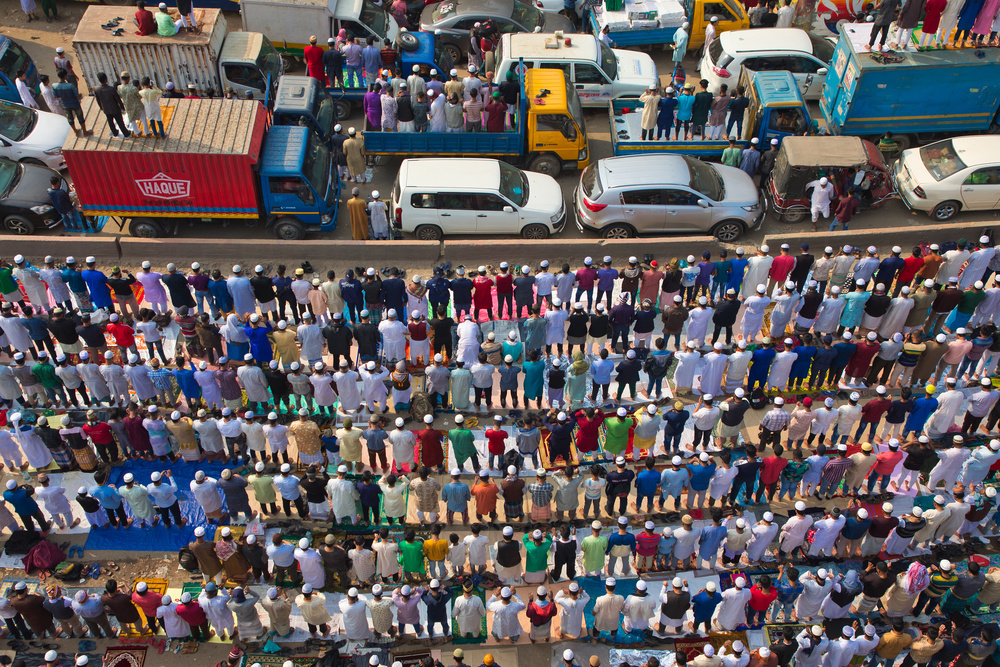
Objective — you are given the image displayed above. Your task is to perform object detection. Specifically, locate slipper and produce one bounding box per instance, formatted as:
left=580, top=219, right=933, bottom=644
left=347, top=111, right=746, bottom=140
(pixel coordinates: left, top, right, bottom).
left=78, top=639, right=97, bottom=652
left=154, top=638, right=166, bottom=654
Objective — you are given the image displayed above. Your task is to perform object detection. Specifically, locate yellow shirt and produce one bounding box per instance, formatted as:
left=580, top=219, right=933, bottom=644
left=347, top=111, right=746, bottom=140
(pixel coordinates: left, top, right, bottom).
left=423, top=537, right=448, bottom=561
left=289, top=420, right=321, bottom=456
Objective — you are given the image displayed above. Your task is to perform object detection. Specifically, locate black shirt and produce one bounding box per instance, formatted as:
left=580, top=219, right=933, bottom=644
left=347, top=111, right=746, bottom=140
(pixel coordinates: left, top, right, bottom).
left=161, top=272, right=195, bottom=308
left=864, top=293, right=892, bottom=317
left=362, top=278, right=383, bottom=307
left=430, top=316, right=454, bottom=341
left=450, top=277, right=473, bottom=304
left=634, top=309, right=656, bottom=334
left=773, top=640, right=796, bottom=667
left=790, top=254, right=814, bottom=282
left=661, top=270, right=682, bottom=293
left=75, top=323, right=106, bottom=347
left=76, top=492, right=101, bottom=513
left=735, top=458, right=763, bottom=480
left=548, top=368, right=565, bottom=389
left=661, top=590, right=690, bottom=618
left=265, top=369, right=291, bottom=397
left=721, top=399, right=751, bottom=427
left=589, top=313, right=610, bottom=337
left=300, top=476, right=329, bottom=503
left=322, top=48, right=343, bottom=80
left=354, top=322, right=380, bottom=358
left=567, top=312, right=589, bottom=338
left=396, top=95, right=414, bottom=122
left=322, top=322, right=354, bottom=354
left=250, top=276, right=277, bottom=303
left=94, top=84, right=124, bottom=115
left=798, top=290, right=822, bottom=319
left=381, top=277, right=406, bottom=311
left=499, top=80, right=519, bottom=105
left=605, top=469, right=635, bottom=497
left=713, top=298, right=741, bottom=326
left=496, top=539, right=521, bottom=567
left=106, top=274, right=136, bottom=296
left=47, top=316, right=81, bottom=345
left=868, top=515, right=897, bottom=538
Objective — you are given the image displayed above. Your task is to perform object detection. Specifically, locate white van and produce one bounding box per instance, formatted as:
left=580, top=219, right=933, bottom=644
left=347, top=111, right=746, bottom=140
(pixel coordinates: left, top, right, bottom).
left=391, top=158, right=566, bottom=240
left=495, top=33, right=656, bottom=107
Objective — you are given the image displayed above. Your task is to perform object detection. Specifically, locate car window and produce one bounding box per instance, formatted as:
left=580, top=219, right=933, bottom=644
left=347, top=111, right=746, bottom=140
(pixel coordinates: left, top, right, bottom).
left=411, top=193, right=438, bottom=208
left=964, top=168, right=1000, bottom=185
left=224, top=64, right=265, bottom=92
left=438, top=193, right=475, bottom=210
left=621, top=189, right=663, bottom=205
left=268, top=176, right=314, bottom=204
left=475, top=193, right=510, bottom=210
left=752, top=56, right=791, bottom=71
left=575, top=63, right=607, bottom=84
left=703, top=0, right=735, bottom=21
left=663, top=189, right=700, bottom=206
left=786, top=56, right=822, bottom=74
left=508, top=60, right=533, bottom=78
left=493, top=18, right=521, bottom=33
left=808, top=34, right=836, bottom=64
left=452, top=18, right=479, bottom=29
left=540, top=62, right=572, bottom=80
left=739, top=57, right=760, bottom=71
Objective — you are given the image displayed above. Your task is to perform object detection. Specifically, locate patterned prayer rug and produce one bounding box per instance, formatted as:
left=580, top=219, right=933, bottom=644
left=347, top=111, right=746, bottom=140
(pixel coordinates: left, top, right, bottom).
left=103, top=646, right=147, bottom=667
left=673, top=631, right=749, bottom=659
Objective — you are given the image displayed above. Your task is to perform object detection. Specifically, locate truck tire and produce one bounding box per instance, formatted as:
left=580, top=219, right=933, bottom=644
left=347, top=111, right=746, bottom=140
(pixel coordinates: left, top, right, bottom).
left=3, top=214, right=34, bottom=235
left=129, top=218, right=163, bottom=238
left=273, top=217, right=307, bottom=240
left=397, top=31, right=420, bottom=52
left=712, top=220, right=745, bottom=242
left=601, top=224, right=634, bottom=239
left=527, top=154, right=561, bottom=177
left=334, top=99, right=352, bottom=120
left=414, top=224, right=443, bottom=241
left=521, top=224, right=550, bottom=240
left=442, top=43, right=463, bottom=65
left=931, top=201, right=961, bottom=221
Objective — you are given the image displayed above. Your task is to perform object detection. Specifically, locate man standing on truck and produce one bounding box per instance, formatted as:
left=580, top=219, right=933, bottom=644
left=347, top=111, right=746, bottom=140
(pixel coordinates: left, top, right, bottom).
left=726, top=86, right=749, bottom=139
left=52, top=69, right=92, bottom=138
left=362, top=39, right=381, bottom=91
left=703, top=17, right=718, bottom=57
left=94, top=72, right=131, bottom=138
left=305, top=36, right=327, bottom=86
left=500, top=72, right=519, bottom=129
left=118, top=73, right=146, bottom=137
left=343, top=37, right=364, bottom=90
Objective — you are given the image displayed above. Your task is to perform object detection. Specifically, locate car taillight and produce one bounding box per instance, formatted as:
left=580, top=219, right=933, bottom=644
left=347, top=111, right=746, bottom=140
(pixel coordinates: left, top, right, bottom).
left=913, top=187, right=926, bottom=199
left=395, top=207, right=402, bottom=222
left=582, top=197, right=606, bottom=212
left=713, top=66, right=731, bottom=78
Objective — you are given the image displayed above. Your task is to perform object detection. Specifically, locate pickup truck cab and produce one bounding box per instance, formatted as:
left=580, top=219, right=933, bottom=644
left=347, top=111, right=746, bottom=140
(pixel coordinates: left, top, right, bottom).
left=273, top=76, right=338, bottom=146
left=0, top=36, right=37, bottom=105
left=495, top=32, right=656, bottom=106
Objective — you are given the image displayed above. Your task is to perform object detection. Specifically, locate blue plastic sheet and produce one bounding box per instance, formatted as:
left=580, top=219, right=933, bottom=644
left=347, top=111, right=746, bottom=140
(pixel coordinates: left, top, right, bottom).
left=83, top=460, right=233, bottom=552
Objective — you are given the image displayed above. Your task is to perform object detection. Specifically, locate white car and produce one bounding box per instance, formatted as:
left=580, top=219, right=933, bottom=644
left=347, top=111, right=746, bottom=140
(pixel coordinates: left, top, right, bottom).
left=0, top=100, right=70, bottom=171
left=528, top=0, right=563, bottom=11
left=391, top=158, right=566, bottom=239
left=700, top=28, right=834, bottom=100
left=893, top=135, right=1000, bottom=222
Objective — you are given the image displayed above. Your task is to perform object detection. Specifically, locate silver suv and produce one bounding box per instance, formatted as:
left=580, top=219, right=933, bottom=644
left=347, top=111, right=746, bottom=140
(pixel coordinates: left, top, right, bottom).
left=573, top=155, right=764, bottom=241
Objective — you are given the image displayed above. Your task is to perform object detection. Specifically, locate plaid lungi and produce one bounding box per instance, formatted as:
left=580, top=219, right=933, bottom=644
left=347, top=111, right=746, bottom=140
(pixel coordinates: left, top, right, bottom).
left=530, top=504, right=551, bottom=521
left=504, top=501, right=523, bottom=519
left=71, top=444, right=99, bottom=471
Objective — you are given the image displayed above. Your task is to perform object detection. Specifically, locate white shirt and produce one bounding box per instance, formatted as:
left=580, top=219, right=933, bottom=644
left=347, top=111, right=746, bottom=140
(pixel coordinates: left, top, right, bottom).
left=272, top=474, right=302, bottom=500
left=486, top=594, right=526, bottom=637
left=453, top=593, right=487, bottom=636
left=16, top=79, right=37, bottom=108
left=156, top=602, right=191, bottom=638
left=189, top=478, right=222, bottom=512
left=554, top=589, right=590, bottom=637
left=693, top=405, right=720, bottom=430
left=338, top=597, right=371, bottom=639
left=464, top=533, right=490, bottom=565
left=294, top=547, right=325, bottom=588
left=806, top=180, right=835, bottom=208
left=263, top=423, right=289, bottom=451
left=146, top=478, right=178, bottom=507
left=35, top=484, right=72, bottom=514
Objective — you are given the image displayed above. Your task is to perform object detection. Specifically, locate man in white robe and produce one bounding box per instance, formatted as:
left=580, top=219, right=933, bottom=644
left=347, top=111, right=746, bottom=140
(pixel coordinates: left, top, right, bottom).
left=740, top=247, right=773, bottom=299
left=926, top=381, right=965, bottom=440
left=339, top=589, right=372, bottom=641
left=714, top=576, right=751, bottom=631
left=769, top=282, right=800, bottom=338
left=333, top=362, right=362, bottom=412
left=914, top=496, right=952, bottom=547
left=700, top=343, right=727, bottom=397
left=456, top=316, right=480, bottom=367
left=686, top=299, right=713, bottom=346
left=622, top=580, right=656, bottom=632
left=452, top=584, right=487, bottom=638
left=970, top=285, right=1000, bottom=327
left=198, top=585, right=233, bottom=638
left=739, top=286, right=770, bottom=342
left=327, top=466, right=360, bottom=524
left=960, top=238, right=995, bottom=289
left=813, top=288, right=846, bottom=334
left=725, top=342, right=751, bottom=393
left=591, top=579, right=625, bottom=637
left=378, top=310, right=407, bottom=363
left=794, top=626, right=829, bottom=667
left=807, top=509, right=846, bottom=557
left=746, top=512, right=778, bottom=562
left=294, top=538, right=326, bottom=589
left=767, top=342, right=797, bottom=391
left=936, top=492, right=971, bottom=542
left=795, top=571, right=833, bottom=622
left=554, top=583, right=590, bottom=638
left=926, top=434, right=971, bottom=491
left=877, top=289, right=915, bottom=338
left=359, top=361, right=390, bottom=412
left=779, top=501, right=814, bottom=555
left=487, top=587, right=525, bottom=640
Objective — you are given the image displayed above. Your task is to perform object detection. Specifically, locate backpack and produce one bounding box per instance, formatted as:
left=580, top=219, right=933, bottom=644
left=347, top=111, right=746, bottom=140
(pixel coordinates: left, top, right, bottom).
left=53, top=561, right=83, bottom=580
left=178, top=546, right=198, bottom=572
left=3, top=529, right=42, bottom=556
left=749, top=386, right=768, bottom=409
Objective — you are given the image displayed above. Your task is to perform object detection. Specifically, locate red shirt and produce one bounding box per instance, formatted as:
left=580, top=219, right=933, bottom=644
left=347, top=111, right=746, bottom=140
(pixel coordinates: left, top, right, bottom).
left=176, top=601, right=207, bottom=625
left=845, top=340, right=879, bottom=377
left=873, top=449, right=904, bottom=474
left=131, top=591, right=161, bottom=617
left=495, top=272, right=514, bottom=295
left=417, top=428, right=444, bottom=468
left=574, top=409, right=605, bottom=452
left=899, top=255, right=926, bottom=283
left=860, top=396, right=891, bottom=422
left=769, top=254, right=795, bottom=282
left=135, top=8, right=156, bottom=35
left=407, top=321, right=427, bottom=341
left=82, top=422, right=113, bottom=445
left=749, top=584, right=778, bottom=611
left=303, top=45, right=327, bottom=84
left=525, top=599, right=558, bottom=627
left=485, top=427, right=507, bottom=455
left=106, top=322, right=135, bottom=348
left=760, top=455, right=788, bottom=485
left=473, top=276, right=494, bottom=308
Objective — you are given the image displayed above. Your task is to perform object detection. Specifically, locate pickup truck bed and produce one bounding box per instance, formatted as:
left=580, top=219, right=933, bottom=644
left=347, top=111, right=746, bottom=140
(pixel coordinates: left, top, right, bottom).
left=589, top=11, right=681, bottom=48
left=610, top=99, right=729, bottom=159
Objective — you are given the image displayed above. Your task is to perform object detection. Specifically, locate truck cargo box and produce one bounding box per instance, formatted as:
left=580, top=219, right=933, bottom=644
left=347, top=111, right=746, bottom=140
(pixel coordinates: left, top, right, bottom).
left=72, top=7, right=229, bottom=94
left=63, top=98, right=266, bottom=220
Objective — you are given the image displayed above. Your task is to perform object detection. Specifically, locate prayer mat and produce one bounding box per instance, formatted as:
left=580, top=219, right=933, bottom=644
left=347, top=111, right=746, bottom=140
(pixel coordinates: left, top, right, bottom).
left=117, top=578, right=169, bottom=637
left=539, top=426, right=581, bottom=470
left=718, top=570, right=750, bottom=591
left=0, top=578, right=43, bottom=596
left=764, top=623, right=809, bottom=645
left=674, top=631, right=748, bottom=658
left=242, top=655, right=317, bottom=667
left=579, top=576, right=650, bottom=644
left=103, top=646, right=147, bottom=667
left=449, top=584, right=487, bottom=644
left=611, top=648, right=677, bottom=667
left=393, top=650, right=431, bottom=667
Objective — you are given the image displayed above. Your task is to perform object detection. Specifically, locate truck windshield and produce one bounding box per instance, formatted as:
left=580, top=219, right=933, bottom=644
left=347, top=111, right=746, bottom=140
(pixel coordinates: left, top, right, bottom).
left=0, top=40, right=28, bottom=81
left=599, top=42, right=617, bottom=81
left=512, top=1, right=543, bottom=30
left=359, top=0, right=390, bottom=40
left=920, top=140, right=966, bottom=182
left=0, top=102, right=35, bottom=142
left=684, top=155, right=724, bottom=201
left=256, top=39, right=282, bottom=79
left=315, top=92, right=336, bottom=138
left=0, top=159, right=20, bottom=199
left=302, top=133, right=332, bottom=199
left=499, top=162, right=528, bottom=207
left=566, top=78, right=585, bottom=135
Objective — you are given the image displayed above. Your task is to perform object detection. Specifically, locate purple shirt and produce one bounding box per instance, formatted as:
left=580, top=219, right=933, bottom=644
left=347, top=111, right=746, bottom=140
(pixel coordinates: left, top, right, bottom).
left=392, top=587, right=424, bottom=624
left=188, top=274, right=210, bottom=292
left=575, top=267, right=598, bottom=290
left=597, top=267, right=618, bottom=291
left=696, top=261, right=713, bottom=286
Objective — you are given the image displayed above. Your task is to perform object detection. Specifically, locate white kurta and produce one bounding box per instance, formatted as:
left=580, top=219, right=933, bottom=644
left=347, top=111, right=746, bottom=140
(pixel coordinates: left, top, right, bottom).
left=338, top=598, right=372, bottom=640
left=334, top=370, right=362, bottom=411
left=928, top=446, right=971, bottom=489
left=294, top=547, right=326, bottom=589
left=686, top=307, right=713, bottom=345
left=700, top=352, right=727, bottom=397
left=808, top=515, right=846, bottom=555
left=767, top=351, right=797, bottom=389
left=452, top=593, right=486, bottom=637
left=198, top=592, right=234, bottom=633
left=592, top=593, right=625, bottom=633
left=157, top=603, right=192, bottom=639
left=673, top=526, right=701, bottom=560
left=486, top=594, right=526, bottom=638
left=769, top=293, right=800, bottom=336
left=673, top=351, right=701, bottom=390
left=388, top=428, right=416, bottom=466
left=794, top=632, right=830, bottom=667
left=914, top=507, right=951, bottom=543
left=554, top=590, right=590, bottom=637
left=327, top=477, right=360, bottom=519
left=378, top=319, right=407, bottom=362
left=936, top=500, right=969, bottom=540
left=725, top=351, right=751, bottom=392
left=14, top=424, right=52, bottom=469
left=779, top=514, right=814, bottom=552
left=927, top=390, right=964, bottom=437
left=814, top=298, right=846, bottom=333
left=878, top=298, right=914, bottom=338
left=741, top=256, right=774, bottom=298
left=457, top=320, right=480, bottom=366
left=378, top=477, right=409, bottom=517
left=795, top=577, right=833, bottom=619
left=622, top=593, right=656, bottom=632
left=971, top=288, right=1000, bottom=326
left=740, top=296, right=770, bottom=338
left=746, top=522, right=778, bottom=562
left=715, top=587, right=751, bottom=631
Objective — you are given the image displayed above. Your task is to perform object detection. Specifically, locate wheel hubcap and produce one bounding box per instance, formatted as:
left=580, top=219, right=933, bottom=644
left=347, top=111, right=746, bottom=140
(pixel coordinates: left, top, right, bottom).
left=718, top=225, right=739, bottom=241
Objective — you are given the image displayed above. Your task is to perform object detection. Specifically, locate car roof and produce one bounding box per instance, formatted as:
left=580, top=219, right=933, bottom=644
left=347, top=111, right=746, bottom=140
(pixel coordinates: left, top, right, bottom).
left=503, top=33, right=599, bottom=61
left=947, top=135, right=1000, bottom=168
left=598, top=155, right=691, bottom=188
left=719, top=28, right=814, bottom=56
left=452, top=0, right=517, bottom=18
left=400, top=158, right=501, bottom=188
left=781, top=136, right=869, bottom=167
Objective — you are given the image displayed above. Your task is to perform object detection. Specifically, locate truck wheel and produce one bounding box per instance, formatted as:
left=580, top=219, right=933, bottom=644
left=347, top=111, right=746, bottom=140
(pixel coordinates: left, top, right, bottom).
left=527, top=154, right=561, bottom=177
left=414, top=224, right=443, bottom=241
left=442, top=43, right=463, bottom=65
left=780, top=211, right=806, bottom=223
left=4, top=215, right=34, bottom=235
left=334, top=99, right=352, bottom=120
left=397, top=31, right=421, bottom=52
left=713, top=220, right=745, bottom=242
left=273, top=217, right=306, bottom=240
left=521, top=224, right=550, bottom=240
left=931, top=201, right=961, bottom=221
left=129, top=218, right=163, bottom=238
left=601, top=224, right=634, bottom=239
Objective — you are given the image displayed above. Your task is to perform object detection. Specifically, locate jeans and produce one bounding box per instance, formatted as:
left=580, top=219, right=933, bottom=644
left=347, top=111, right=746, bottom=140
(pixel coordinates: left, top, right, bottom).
left=830, top=220, right=849, bottom=231
left=664, top=432, right=682, bottom=452
left=608, top=554, right=631, bottom=576
left=855, top=420, right=878, bottom=441
left=748, top=607, right=768, bottom=626
left=194, top=290, right=212, bottom=316
left=725, top=116, right=743, bottom=138
left=647, top=376, right=664, bottom=396
left=911, top=591, right=941, bottom=617
left=777, top=476, right=797, bottom=500
left=345, top=65, right=363, bottom=88
left=637, top=493, right=655, bottom=511
left=867, top=470, right=891, bottom=493
left=818, top=475, right=842, bottom=497
left=611, top=324, right=630, bottom=351
left=574, top=287, right=593, bottom=309
left=428, top=559, right=446, bottom=579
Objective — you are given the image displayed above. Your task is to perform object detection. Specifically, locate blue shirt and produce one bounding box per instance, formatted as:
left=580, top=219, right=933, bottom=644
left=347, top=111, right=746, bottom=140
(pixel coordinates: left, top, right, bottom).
left=658, top=535, right=676, bottom=555
left=832, top=341, right=857, bottom=367
left=635, top=469, right=660, bottom=496
left=449, top=277, right=473, bottom=304
left=3, top=487, right=38, bottom=515
left=362, top=45, right=382, bottom=74
left=81, top=269, right=113, bottom=308
left=663, top=409, right=689, bottom=435
left=749, top=347, right=776, bottom=378
left=659, top=468, right=689, bottom=497
left=21, top=316, right=49, bottom=340
left=272, top=275, right=293, bottom=299
left=687, top=462, right=717, bottom=490
left=441, top=481, right=471, bottom=512
left=775, top=576, right=804, bottom=603
left=61, top=268, right=86, bottom=293
left=727, top=257, right=749, bottom=289
left=363, top=427, right=388, bottom=451
left=427, top=276, right=451, bottom=303
left=675, top=94, right=695, bottom=121
left=209, top=279, right=234, bottom=312
left=906, top=396, right=938, bottom=431
left=90, top=484, right=122, bottom=509
left=590, top=358, right=614, bottom=385
left=597, top=267, right=618, bottom=291
left=813, top=345, right=836, bottom=369
left=841, top=515, right=872, bottom=539
left=790, top=346, right=816, bottom=378
left=692, top=590, right=721, bottom=622
left=172, top=365, right=201, bottom=398
left=606, top=530, right=636, bottom=553
left=698, top=524, right=727, bottom=559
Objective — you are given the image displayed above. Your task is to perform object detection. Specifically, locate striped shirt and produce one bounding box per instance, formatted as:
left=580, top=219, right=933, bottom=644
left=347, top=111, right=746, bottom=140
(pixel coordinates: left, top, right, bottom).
left=635, top=531, right=661, bottom=556
left=820, top=456, right=853, bottom=483
left=925, top=572, right=958, bottom=598
left=527, top=481, right=553, bottom=507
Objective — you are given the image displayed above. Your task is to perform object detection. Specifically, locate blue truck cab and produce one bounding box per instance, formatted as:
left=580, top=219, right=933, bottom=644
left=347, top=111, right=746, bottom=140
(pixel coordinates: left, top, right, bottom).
left=273, top=76, right=338, bottom=146
left=820, top=23, right=1000, bottom=147
left=327, top=30, right=453, bottom=117
left=610, top=70, right=811, bottom=159
left=0, top=36, right=38, bottom=104
left=258, top=124, right=340, bottom=239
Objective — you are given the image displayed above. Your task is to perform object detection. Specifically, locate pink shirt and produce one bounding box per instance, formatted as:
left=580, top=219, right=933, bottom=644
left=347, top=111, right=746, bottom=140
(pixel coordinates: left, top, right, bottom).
left=942, top=339, right=973, bottom=365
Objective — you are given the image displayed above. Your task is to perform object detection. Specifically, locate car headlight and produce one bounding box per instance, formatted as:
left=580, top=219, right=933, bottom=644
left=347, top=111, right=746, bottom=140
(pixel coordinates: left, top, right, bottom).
left=30, top=205, right=54, bottom=215
left=43, top=147, right=62, bottom=156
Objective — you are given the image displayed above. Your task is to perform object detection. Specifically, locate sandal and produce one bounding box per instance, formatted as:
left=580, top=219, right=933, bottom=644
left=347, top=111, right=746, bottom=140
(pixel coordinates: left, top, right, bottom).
left=153, top=638, right=166, bottom=654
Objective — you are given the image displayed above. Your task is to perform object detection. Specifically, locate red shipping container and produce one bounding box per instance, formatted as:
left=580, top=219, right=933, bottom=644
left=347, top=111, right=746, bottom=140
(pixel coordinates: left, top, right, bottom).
left=63, top=98, right=268, bottom=220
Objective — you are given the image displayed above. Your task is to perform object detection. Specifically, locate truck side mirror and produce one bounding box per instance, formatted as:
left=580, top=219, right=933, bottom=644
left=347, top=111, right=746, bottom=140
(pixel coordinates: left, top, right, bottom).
left=697, top=199, right=709, bottom=208
left=817, top=68, right=828, bottom=76
left=503, top=206, right=514, bottom=213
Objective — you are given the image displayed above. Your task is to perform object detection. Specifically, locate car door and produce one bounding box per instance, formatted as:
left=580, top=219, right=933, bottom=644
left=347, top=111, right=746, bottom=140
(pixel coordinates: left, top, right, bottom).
left=473, top=192, right=520, bottom=234
left=620, top=188, right=666, bottom=234
left=662, top=187, right=710, bottom=232
left=785, top=55, right=828, bottom=99
left=959, top=167, right=1000, bottom=210
left=573, top=62, right=611, bottom=104
left=436, top=192, right=479, bottom=233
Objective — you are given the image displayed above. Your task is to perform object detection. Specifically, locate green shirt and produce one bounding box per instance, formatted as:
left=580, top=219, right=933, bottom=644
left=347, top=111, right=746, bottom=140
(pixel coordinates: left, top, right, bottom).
left=522, top=534, right=552, bottom=573
left=449, top=428, right=476, bottom=465
left=248, top=473, right=276, bottom=504
left=580, top=534, right=608, bottom=572
left=399, top=539, right=426, bottom=573
left=0, top=268, right=16, bottom=295
left=155, top=11, right=177, bottom=36
left=957, top=289, right=987, bottom=314
left=603, top=417, right=633, bottom=455
left=32, top=361, right=60, bottom=389
left=721, top=147, right=742, bottom=168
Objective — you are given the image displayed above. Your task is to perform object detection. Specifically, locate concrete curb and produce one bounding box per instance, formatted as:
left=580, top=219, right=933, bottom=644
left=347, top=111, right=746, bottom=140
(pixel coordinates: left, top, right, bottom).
left=8, top=237, right=120, bottom=264
left=762, top=223, right=981, bottom=251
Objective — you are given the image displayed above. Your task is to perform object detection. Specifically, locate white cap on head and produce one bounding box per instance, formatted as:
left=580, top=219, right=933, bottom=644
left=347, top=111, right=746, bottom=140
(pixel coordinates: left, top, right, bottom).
left=704, top=647, right=715, bottom=658
left=564, top=651, right=575, bottom=662
left=502, top=526, right=514, bottom=537
left=760, top=649, right=771, bottom=659
left=858, top=508, right=869, bottom=519
left=736, top=518, right=746, bottom=528
left=672, top=577, right=683, bottom=587
left=940, top=559, right=953, bottom=570
left=795, top=500, right=806, bottom=511
left=46, top=651, right=58, bottom=662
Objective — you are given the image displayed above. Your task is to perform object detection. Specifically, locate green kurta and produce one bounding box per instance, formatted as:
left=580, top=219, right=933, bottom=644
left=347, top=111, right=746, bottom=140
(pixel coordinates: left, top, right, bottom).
left=449, top=428, right=476, bottom=466
left=522, top=534, right=552, bottom=573
left=580, top=534, right=609, bottom=573
left=603, top=417, right=634, bottom=456
left=118, top=483, right=155, bottom=520
left=399, top=539, right=426, bottom=574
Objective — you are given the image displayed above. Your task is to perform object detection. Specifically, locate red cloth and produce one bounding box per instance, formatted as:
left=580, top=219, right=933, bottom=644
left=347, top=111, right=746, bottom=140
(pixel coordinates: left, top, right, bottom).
left=473, top=276, right=494, bottom=308
left=495, top=271, right=514, bottom=295
left=573, top=408, right=604, bottom=452
left=760, top=455, right=788, bottom=485
left=106, top=323, right=135, bottom=348
left=303, top=45, right=328, bottom=85
left=417, top=428, right=444, bottom=468
left=135, top=9, right=156, bottom=35
left=485, top=427, right=507, bottom=455
left=860, top=396, right=891, bottom=422
left=176, top=601, right=208, bottom=625
left=922, top=0, right=948, bottom=32
left=81, top=422, right=114, bottom=445
left=769, top=255, right=795, bottom=283
left=845, top=340, right=879, bottom=377
left=525, top=599, right=558, bottom=627
left=407, top=321, right=427, bottom=341
left=132, top=590, right=161, bottom=617
left=873, top=450, right=903, bottom=475
left=899, top=255, right=926, bottom=284
left=748, top=584, right=778, bottom=611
